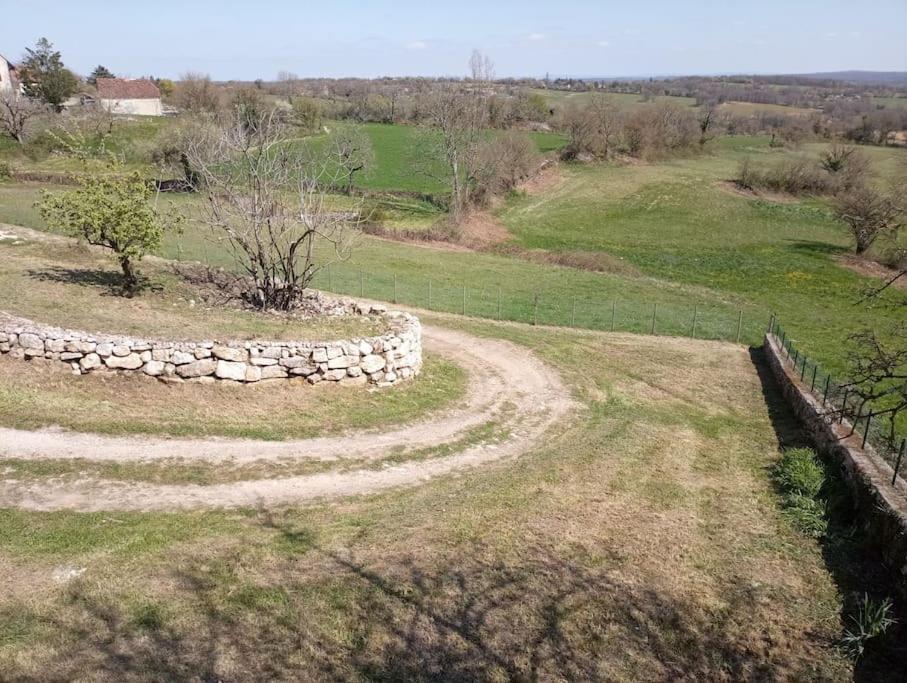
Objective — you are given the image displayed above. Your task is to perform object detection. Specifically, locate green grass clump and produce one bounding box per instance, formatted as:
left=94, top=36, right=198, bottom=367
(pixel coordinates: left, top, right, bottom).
left=841, top=594, right=897, bottom=660
left=774, top=447, right=828, bottom=537
left=775, top=447, right=825, bottom=497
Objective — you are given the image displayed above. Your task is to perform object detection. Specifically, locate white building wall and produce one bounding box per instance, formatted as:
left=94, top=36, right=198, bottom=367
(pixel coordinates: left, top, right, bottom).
left=100, top=98, right=163, bottom=116
left=0, top=57, right=13, bottom=95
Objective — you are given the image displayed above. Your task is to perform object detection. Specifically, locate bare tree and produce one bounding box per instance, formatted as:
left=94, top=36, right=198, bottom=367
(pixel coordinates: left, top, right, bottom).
left=834, top=185, right=903, bottom=255
left=175, top=72, right=221, bottom=114
left=182, top=111, right=358, bottom=310
left=844, top=329, right=907, bottom=446
left=418, top=84, right=488, bottom=219
left=0, top=92, right=46, bottom=144
left=327, top=125, right=374, bottom=194
left=469, top=49, right=495, bottom=82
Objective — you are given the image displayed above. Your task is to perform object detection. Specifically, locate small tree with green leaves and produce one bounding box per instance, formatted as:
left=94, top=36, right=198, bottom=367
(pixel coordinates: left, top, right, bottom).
left=19, top=38, right=78, bottom=111
left=38, top=170, right=176, bottom=295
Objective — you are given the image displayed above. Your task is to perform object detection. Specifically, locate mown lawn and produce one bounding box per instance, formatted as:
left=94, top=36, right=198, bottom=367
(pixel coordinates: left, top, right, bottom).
left=1, top=315, right=888, bottom=680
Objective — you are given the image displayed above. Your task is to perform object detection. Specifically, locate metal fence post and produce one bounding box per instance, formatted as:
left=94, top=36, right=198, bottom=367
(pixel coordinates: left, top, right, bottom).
left=792, top=348, right=799, bottom=369
left=780, top=329, right=786, bottom=352
left=650, top=303, right=657, bottom=335
left=810, top=364, right=818, bottom=391
left=822, top=375, right=831, bottom=406
left=571, top=296, right=577, bottom=327
left=610, top=300, right=616, bottom=332
left=393, top=273, right=398, bottom=304
left=691, top=305, right=698, bottom=338
left=862, top=410, right=873, bottom=450
left=767, top=313, right=775, bottom=335
left=532, top=293, right=539, bottom=326
left=893, top=439, right=906, bottom=485
left=800, top=357, right=807, bottom=381
left=735, top=310, right=743, bottom=343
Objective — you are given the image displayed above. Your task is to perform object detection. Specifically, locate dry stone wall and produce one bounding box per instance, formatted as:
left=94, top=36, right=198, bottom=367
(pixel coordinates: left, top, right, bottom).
left=764, top=333, right=907, bottom=599
left=0, top=304, right=421, bottom=388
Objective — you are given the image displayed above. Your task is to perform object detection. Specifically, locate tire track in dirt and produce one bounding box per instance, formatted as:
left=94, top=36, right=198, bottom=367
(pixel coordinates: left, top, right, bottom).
left=0, top=326, right=575, bottom=511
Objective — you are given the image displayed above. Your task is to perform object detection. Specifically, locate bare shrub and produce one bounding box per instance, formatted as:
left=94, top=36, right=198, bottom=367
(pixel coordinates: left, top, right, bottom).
left=475, top=131, right=540, bottom=203
left=834, top=185, right=903, bottom=255
left=182, top=110, right=359, bottom=310
left=0, top=93, right=47, bottom=144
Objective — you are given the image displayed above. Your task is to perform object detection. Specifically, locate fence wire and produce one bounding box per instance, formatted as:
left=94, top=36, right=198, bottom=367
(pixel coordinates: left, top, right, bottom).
left=770, top=317, right=906, bottom=487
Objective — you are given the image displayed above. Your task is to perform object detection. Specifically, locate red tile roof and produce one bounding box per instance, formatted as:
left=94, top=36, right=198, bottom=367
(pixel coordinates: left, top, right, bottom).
left=96, top=78, right=160, bottom=100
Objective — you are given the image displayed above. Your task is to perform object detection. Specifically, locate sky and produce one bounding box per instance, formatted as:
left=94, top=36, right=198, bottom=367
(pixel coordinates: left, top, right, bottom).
left=1, top=0, right=905, bottom=81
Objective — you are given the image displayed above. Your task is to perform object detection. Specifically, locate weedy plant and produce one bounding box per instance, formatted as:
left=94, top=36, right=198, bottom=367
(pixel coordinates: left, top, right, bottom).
left=841, top=593, right=897, bottom=659
left=774, top=448, right=828, bottom=537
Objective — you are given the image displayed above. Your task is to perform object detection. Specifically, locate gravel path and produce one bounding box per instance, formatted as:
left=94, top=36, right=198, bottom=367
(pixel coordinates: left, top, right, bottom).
left=0, top=326, right=575, bottom=511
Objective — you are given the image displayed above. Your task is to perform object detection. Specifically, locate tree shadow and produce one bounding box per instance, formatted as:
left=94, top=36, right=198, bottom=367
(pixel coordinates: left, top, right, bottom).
left=25, top=509, right=846, bottom=682
left=26, top=267, right=156, bottom=297
left=749, top=346, right=907, bottom=681
left=783, top=240, right=848, bottom=258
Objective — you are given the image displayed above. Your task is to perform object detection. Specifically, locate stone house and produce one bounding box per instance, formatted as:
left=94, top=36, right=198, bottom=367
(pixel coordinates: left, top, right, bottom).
left=96, top=77, right=162, bottom=116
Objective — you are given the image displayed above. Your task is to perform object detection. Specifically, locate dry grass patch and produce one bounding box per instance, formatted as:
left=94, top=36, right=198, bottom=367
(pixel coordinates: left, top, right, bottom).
left=0, top=318, right=884, bottom=679
left=0, top=352, right=466, bottom=440
left=0, top=238, right=381, bottom=341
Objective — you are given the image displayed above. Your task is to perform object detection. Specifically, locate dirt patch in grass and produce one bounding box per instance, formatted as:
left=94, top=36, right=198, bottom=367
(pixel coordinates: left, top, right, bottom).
left=836, top=253, right=907, bottom=290
left=715, top=179, right=800, bottom=205
left=517, top=162, right=566, bottom=195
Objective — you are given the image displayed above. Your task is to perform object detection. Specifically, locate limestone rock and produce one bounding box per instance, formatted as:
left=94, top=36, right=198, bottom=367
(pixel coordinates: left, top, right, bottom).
left=105, top=353, right=143, bottom=370
left=360, top=354, right=386, bottom=374
left=215, top=360, right=247, bottom=381
left=171, top=351, right=194, bottom=365
left=176, top=359, right=217, bottom=378
left=80, top=353, right=102, bottom=370
left=213, top=346, right=245, bottom=362
left=18, top=333, right=43, bottom=350
left=143, top=360, right=165, bottom=376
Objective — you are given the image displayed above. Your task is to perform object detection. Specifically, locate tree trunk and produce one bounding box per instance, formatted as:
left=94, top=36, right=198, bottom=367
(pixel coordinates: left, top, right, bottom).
left=119, top=256, right=139, bottom=296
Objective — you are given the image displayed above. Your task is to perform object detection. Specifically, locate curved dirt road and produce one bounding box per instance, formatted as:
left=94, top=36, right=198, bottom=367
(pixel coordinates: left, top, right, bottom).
left=0, top=325, right=574, bottom=511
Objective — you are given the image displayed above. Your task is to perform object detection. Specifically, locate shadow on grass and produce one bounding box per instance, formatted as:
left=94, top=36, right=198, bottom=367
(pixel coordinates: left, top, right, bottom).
left=25, top=509, right=834, bottom=681
left=749, top=346, right=907, bottom=681
left=784, top=240, right=849, bottom=258
left=26, top=267, right=157, bottom=297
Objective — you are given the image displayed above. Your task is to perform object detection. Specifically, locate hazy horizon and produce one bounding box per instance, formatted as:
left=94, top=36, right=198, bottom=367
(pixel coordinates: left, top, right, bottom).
left=2, top=0, right=905, bottom=81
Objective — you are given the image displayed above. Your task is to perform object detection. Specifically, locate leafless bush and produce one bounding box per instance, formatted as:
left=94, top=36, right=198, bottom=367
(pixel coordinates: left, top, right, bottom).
left=0, top=92, right=48, bottom=144
left=182, top=110, right=359, bottom=310
left=834, top=185, right=903, bottom=255
left=474, top=131, right=540, bottom=202
left=174, top=73, right=223, bottom=114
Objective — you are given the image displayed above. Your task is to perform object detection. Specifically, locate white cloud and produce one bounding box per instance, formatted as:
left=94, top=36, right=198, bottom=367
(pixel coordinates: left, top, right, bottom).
left=596, top=40, right=610, bottom=47
left=406, top=40, right=428, bottom=50
left=825, top=31, right=838, bottom=38
left=527, top=33, right=546, bottom=42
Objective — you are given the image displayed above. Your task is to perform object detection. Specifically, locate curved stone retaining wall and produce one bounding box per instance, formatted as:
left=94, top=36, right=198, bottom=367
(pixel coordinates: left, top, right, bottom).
left=0, top=304, right=421, bottom=387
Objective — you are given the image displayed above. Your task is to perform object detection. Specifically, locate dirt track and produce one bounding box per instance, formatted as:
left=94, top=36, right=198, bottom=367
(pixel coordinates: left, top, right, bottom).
left=0, top=326, right=575, bottom=511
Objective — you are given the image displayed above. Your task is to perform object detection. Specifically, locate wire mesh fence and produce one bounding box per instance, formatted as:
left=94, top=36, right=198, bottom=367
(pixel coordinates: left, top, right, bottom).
left=769, top=316, right=906, bottom=487
left=308, top=263, right=765, bottom=345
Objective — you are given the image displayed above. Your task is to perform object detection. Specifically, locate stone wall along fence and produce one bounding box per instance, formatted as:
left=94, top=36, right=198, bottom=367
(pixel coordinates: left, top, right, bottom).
left=764, top=333, right=907, bottom=599
left=0, top=303, right=421, bottom=388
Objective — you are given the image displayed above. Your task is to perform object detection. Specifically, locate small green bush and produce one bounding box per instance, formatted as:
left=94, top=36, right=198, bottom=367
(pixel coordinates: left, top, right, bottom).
left=776, top=448, right=825, bottom=498
left=781, top=493, right=828, bottom=538
left=841, top=593, right=897, bottom=659
left=0, top=161, right=10, bottom=180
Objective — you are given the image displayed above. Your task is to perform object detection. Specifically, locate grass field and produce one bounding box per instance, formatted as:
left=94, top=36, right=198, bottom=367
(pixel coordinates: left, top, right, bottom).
left=717, top=101, right=819, bottom=117
left=530, top=88, right=698, bottom=111
left=4, top=314, right=900, bottom=679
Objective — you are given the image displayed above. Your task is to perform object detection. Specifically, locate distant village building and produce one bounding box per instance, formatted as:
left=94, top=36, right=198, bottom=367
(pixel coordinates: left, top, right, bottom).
left=0, top=53, right=19, bottom=95
left=96, top=77, right=162, bottom=116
